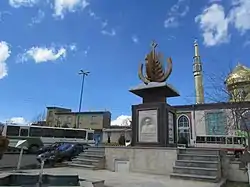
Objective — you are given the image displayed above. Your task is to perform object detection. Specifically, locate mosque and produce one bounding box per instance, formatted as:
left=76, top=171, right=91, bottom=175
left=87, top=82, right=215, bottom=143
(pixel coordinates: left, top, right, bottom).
left=103, top=41, right=250, bottom=145
left=174, top=41, right=250, bottom=145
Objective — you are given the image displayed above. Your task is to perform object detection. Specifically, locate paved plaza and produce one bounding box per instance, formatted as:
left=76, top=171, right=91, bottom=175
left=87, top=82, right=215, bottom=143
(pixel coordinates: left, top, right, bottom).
left=18, top=167, right=222, bottom=187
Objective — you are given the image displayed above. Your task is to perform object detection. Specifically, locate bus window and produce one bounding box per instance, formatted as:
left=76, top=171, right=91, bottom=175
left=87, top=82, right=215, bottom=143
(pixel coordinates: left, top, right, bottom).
left=42, top=128, right=53, bottom=137
left=234, top=137, right=243, bottom=144
left=87, top=133, right=94, bottom=140
left=53, top=129, right=64, bottom=138
left=30, top=127, right=42, bottom=137
left=20, top=129, right=28, bottom=137
left=64, top=129, right=76, bottom=138
left=227, top=137, right=233, bottom=144
left=7, top=126, right=20, bottom=136
left=77, top=131, right=86, bottom=139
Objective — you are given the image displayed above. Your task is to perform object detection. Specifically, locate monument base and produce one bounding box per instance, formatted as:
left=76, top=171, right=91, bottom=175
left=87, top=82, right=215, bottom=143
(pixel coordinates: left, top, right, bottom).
left=131, top=102, right=177, bottom=147
left=129, top=82, right=180, bottom=104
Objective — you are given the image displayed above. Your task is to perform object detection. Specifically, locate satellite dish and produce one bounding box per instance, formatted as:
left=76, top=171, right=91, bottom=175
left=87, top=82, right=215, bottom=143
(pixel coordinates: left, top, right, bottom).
left=15, top=140, right=27, bottom=148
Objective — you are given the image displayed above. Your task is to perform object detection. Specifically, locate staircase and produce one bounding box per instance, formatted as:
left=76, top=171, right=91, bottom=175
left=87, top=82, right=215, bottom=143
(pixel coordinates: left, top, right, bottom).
left=170, top=148, right=222, bottom=182
left=67, top=147, right=105, bottom=170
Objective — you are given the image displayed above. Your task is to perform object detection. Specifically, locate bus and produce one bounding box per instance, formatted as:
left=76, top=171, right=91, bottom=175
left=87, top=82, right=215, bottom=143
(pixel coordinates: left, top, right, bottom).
left=195, top=135, right=246, bottom=156
left=1, top=124, right=95, bottom=153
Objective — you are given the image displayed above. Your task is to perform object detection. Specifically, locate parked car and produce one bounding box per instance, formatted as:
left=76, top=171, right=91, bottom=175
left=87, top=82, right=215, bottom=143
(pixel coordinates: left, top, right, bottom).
left=37, top=142, right=62, bottom=155
left=37, top=143, right=85, bottom=166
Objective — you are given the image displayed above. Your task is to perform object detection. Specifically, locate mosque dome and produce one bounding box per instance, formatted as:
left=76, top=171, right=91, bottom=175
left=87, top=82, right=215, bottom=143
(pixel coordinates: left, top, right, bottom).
left=225, top=64, right=250, bottom=87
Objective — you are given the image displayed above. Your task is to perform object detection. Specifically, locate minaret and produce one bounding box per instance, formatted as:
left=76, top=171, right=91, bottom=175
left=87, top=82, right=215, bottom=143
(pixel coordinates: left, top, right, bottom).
left=193, top=40, right=205, bottom=104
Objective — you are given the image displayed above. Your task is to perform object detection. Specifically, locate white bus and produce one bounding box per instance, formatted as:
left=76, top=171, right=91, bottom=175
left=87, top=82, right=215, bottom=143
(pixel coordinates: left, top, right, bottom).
left=195, top=135, right=246, bottom=156
left=1, top=124, right=95, bottom=153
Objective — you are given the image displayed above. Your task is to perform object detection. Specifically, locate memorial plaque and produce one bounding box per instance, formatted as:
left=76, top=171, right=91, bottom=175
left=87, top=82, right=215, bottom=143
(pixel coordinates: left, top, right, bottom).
left=138, top=110, right=158, bottom=142
left=168, top=112, right=174, bottom=144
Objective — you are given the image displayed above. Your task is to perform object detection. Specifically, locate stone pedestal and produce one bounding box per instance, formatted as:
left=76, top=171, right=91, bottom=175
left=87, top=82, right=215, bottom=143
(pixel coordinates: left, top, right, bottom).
left=129, top=82, right=180, bottom=147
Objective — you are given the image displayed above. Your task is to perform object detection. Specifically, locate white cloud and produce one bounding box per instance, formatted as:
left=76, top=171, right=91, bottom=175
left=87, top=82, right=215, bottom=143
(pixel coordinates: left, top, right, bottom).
left=0, top=41, right=11, bottom=79
left=195, top=4, right=229, bottom=46
left=22, top=47, right=66, bottom=63
left=7, top=117, right=29, bottom=125
left=0, top=11, right=12, bottom=22
left=243, top=40, right=250, bottom=47
left=101, top=29, right=116, bottom=36
left=88, top=9, right=99, bottom=20
left=164, top=0, right=189, bottom=28
left=132, top=35, right=139, bottom=44
left=229, top=0, right=250, bottom=34
left=29, top=9, right=45, bottom=26
left=83, top=46, right=90, bottom=56
left=18, top=44, right=76, bottom=63
left=196, top=0, right=250, bottom=47
left=111, top=115, right=131, bottom=126
left=53, top=0, right=89, bottom=19
left=101, top=20, right=108, bottom=28
left=9, top=0, right=39, bottom=8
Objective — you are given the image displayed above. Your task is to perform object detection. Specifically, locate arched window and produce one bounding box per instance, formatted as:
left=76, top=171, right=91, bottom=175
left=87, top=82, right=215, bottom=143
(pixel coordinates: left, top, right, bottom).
left=178, top=115, right=189, bottom=128
left=177, top=115, right=190, bottom=144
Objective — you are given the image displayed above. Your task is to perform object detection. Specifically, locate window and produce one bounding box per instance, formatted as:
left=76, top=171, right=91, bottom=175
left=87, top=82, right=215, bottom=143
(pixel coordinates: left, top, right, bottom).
left=67, top=116, right=72, bottom=123
left=178, top=115, right=189, bottom=128
left=90, top=115, right=98, bottom=125
left=20, top=129, right=28, bottom=137
left=29, top=127, right=43, bottom=137
left=75, top=130, right=86, bottom=139
left=177, top=115, right=190, bottom=143
left=240, top=111, right=250, bottom=131
left=205, top=112, right=226, bottom=135
left=6, top=126, right=20, bottom=136
left=53, top=129, right=64, bottom=138
left=42, top=128, right=53, bottom=137
left=87, top=132, right=94, bottom=140
left=64, top=129, right=76, bottom=138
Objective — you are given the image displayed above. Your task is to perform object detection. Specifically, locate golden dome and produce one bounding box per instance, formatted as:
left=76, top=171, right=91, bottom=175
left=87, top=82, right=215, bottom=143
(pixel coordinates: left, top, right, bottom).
left=225, top=64, right=250, bottom=86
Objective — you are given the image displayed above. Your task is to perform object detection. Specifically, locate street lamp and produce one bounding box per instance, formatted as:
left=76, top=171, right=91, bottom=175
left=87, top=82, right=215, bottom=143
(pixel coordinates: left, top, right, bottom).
left=77, top=70, right=90, bottom=128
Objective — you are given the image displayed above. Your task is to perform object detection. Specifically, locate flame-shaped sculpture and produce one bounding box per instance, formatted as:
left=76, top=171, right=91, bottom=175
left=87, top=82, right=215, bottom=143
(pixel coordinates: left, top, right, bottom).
left=0, top=136, right=9, bottom=160
left=138, top=41, right=172, bottom=85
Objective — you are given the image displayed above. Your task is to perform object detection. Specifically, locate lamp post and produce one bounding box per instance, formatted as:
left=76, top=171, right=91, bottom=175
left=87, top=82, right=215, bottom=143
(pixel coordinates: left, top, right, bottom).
left=77, top=70, right=90, bottom=128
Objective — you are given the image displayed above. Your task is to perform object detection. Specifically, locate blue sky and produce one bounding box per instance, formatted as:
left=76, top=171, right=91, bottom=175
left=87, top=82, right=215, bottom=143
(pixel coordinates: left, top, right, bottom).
left=0, top=0, right=250, bottom=125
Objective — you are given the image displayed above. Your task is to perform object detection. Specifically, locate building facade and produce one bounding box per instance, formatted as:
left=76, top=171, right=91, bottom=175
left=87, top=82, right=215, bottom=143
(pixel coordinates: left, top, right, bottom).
left=45, top=107, right=111, bottom=131
left=175, top=102, right=250, bottom=145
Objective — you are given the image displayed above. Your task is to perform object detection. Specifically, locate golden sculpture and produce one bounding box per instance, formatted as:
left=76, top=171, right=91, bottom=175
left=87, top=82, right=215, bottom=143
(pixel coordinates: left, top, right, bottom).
left=138, top=41, right=172, bottom=84
left=0, top=136, right=9, bottom=159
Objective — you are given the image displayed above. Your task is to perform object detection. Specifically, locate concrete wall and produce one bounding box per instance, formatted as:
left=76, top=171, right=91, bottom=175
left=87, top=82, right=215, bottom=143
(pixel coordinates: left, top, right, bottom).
left=227, top=161, right=248, bottom=182
left=105, top=147, right=176, bottom=175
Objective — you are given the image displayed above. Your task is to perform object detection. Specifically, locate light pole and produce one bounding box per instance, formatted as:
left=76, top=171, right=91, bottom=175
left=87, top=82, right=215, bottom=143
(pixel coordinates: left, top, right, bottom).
left=77, top=70, right=90, bottom=128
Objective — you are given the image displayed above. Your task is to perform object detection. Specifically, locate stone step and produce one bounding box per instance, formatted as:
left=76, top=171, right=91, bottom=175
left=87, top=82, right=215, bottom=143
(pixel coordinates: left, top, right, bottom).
left=79, top=154, right=105, bottom=159
left=67, top=163, right=97, bottom=170
left=84, top=149, right=105, bottom=156
left=178, top=148, right=220, bottom=155
left=79, top=178, right=105, bottom=187
left=170, top=173, right=219, bottom=182
left=177, top=154, right=219, bottom=161
left=175, top=160, right=219, bottom=168
left=173, top=166, right=218, bottom=176
left=87, top=147, right=105, bottom=151
left=73, top=158, right=99, bottom=165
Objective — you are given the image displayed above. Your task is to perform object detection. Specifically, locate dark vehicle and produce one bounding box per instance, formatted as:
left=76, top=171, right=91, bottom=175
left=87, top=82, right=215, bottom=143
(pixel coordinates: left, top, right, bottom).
left=37, top=143, right=85, bottom=165
left=37, top=142, right=62, bottom=154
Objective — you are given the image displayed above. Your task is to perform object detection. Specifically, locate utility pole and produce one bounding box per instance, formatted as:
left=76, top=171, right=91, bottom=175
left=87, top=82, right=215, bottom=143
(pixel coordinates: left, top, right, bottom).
left=77, top=70, right=90, bottom=128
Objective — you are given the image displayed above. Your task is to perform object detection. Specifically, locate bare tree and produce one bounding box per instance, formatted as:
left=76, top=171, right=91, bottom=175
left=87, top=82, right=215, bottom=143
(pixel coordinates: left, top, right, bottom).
left=31, top=110, right=46, bottom=125
left=204, top=68, right=250, bottom=149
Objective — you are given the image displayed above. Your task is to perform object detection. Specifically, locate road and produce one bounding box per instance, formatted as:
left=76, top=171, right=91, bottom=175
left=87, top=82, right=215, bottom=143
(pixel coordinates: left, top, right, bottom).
left=0, top=154, right=37, bottom=170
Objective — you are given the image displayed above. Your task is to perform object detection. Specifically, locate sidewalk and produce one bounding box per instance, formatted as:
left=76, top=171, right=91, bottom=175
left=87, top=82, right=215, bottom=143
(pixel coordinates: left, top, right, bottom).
left=28, top=167, right=222, bottom=187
